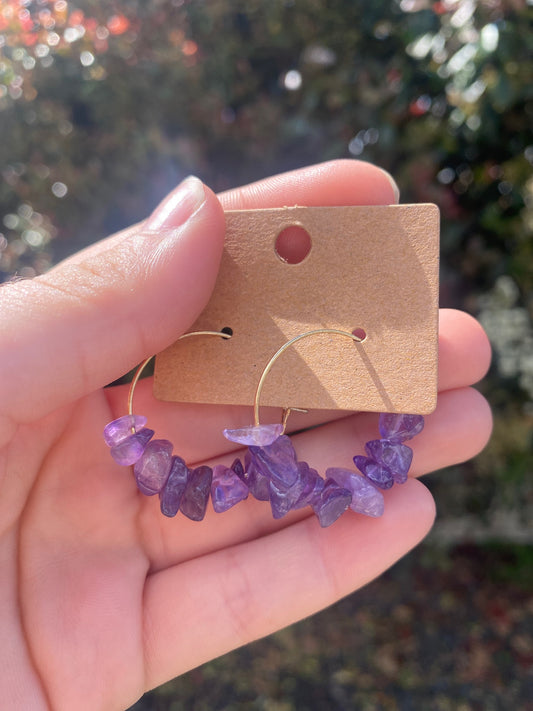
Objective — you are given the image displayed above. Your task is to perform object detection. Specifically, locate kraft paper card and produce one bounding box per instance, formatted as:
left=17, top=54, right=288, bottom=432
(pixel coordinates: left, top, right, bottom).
left=154, top=204, right=440, bottom=414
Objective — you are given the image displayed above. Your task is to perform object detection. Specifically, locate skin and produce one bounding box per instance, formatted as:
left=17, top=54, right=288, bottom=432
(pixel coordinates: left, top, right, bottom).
left=0, top=161, right=492, bottom=710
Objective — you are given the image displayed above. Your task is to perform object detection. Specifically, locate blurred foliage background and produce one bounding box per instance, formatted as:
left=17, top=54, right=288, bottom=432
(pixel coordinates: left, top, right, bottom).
left=1, top=0, right=532, bottom=708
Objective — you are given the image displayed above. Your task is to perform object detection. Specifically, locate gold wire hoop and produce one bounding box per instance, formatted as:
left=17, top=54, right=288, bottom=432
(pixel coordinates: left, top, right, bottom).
left=252, top=328, right=364, bottom=429
left=126, top=327, right=362, bottom=432
left=127, top=330, right=232, bottom=418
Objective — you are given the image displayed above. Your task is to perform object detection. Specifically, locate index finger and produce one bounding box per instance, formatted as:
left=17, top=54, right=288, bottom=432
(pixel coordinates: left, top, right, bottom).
left=218, top=159, right=399, bottom=208
left=61, top=159, right=400, bottom=268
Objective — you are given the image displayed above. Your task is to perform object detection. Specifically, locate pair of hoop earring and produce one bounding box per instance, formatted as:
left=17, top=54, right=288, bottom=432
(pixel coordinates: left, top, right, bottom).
left=103, top=329, right=424, bottom=527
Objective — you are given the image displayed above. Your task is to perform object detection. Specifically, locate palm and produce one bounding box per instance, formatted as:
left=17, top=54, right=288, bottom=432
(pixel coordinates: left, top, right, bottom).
left=0, top=162, right=492, bottom=711
left=4, top=392, right=141, bottom=709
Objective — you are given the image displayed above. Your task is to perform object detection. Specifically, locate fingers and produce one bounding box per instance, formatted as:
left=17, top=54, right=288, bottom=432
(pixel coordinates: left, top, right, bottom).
left=142, top=477, right=435, bottom=688
left=218, top=159, right=399, bottom=209
left=415, top=387, right=493, bottom=474
left=438, top=309, right=491, bottom=390
left=0, top=179, right=226, bottom=423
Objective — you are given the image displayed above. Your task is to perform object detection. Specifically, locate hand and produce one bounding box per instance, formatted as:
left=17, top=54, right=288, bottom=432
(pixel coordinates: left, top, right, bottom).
left=0, top=161, right=492, bottom=710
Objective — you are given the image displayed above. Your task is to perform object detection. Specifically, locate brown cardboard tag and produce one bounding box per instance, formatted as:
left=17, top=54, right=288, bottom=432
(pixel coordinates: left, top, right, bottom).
left=154, top=204, right=439, bottom=414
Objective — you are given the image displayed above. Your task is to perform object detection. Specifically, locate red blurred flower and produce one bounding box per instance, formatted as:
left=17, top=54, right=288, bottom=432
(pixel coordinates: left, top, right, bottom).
left=107, top=14, right=129, bottom=35
left=432, top=2, right=448, bottom=14
left=182, top=39, right=198, bottom=56
left=68, top=10, right=85, bottom=26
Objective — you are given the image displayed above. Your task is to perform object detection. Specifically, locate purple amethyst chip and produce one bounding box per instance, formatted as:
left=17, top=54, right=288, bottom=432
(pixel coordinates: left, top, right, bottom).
left=353, top=455, right=394, bottom=490
left=268, top=475, right=306, bottom=519
left=211, top=464, right=249, bottom=513
left=180, top=465, right=213, bottom=521
left=249, top=435, right=299, bottom=488
left=160, top=456, right=190, bottom=517
left=326, top=467, right=384, bottom=517
left=110, top=428, right=154, bottom=466
left=311, top=479, right=352, bottom=528
left=231, top=458, right=245, bottom=482
left=104, top=414, right=148, bottom=447
left=244, top=451, right=270, bottom=501
left=378, top=414, right=424, bottom=443
left=365, top=439, right=413, bottom=484
left=292, top=461, right=324, bottom=510
left=134, top=439, right=173, bottom=495
left=223, top=423, right=284, bottom=446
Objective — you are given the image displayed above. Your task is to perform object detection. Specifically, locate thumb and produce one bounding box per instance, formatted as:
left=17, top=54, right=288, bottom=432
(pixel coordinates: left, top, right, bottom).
left=0, top=177, right=226, bottom=424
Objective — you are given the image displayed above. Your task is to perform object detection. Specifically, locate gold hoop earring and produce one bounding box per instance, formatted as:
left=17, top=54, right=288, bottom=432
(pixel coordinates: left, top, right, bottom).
left=103, top=328, right=424, bottom=526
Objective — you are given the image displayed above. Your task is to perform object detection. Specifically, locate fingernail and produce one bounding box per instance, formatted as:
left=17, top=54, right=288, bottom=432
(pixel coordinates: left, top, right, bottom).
left=382, top=169, right=400, bottom=203
left=145, top=176, right=206, bottom=230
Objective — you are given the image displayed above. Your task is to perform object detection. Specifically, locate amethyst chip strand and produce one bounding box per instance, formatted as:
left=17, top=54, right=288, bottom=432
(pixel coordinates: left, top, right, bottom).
left=104, top=411, right=423, bottom=527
